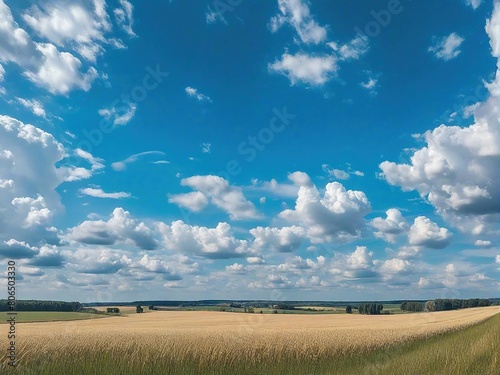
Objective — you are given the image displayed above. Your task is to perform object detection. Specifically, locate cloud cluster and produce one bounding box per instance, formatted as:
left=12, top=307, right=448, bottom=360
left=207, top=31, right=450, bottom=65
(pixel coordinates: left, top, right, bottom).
left=67, top=208, right=158, bottom=250
left=268, top=0, right=369, bottom=86
left=279, top=172, right=371, bottom=243
left=169, top=175, right=261, bottom=220
left=0, top=0, right=136, bottom=94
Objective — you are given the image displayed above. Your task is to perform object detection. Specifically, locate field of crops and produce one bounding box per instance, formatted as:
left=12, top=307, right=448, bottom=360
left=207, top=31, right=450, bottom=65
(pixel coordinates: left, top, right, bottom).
left=2, top=306, right=499, bottom=374
left=0, top=312, right=107, bottom=323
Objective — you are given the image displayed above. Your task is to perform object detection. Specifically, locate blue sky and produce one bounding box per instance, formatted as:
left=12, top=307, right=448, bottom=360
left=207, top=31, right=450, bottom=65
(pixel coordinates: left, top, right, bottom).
left=0, top=0, right=499, bottom=302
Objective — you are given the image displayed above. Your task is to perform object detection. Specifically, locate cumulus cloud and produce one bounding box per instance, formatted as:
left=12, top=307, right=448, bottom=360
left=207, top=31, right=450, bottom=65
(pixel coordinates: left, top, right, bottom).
left=380, top=8, right=500, bottom=235
left=474, top=239, right=492, bottom=248
left=169, top=175, right=261, bottom=220
left=0, top=115, right=69, bottom=245
left=66, top=248, right=131, bottom=274
left=79, top=187, right=131, bottom=199
left=428, top=33, right=464, bottom=61
left=138, top=255, right=182, bottom=280
left=279, top=172, right=371, bottom=243
left=0, top=239, right=39, bottom=259
left=330, top=246, right=377, bottom=279
left=156, top=220, right=251, bottom=259
left=66, top=208, right=158, bottom=250
left=408, top=216, right=452, bottom=249
left=0, top=0, right=135, bottom=94
left=29, top=245, right=64, bottom=267
left=269, top=0, right=327, bottom=44
left=370, top=209, right=410, bottom=243
left=250, top=226, right=306, bottom=253
left=185, top=86, right=212, bottom=102
left=380, top=18, right=500, bottom=235
left=168, top=191, right=208, bottom=212
left=269, top=53, right=337, bottom=86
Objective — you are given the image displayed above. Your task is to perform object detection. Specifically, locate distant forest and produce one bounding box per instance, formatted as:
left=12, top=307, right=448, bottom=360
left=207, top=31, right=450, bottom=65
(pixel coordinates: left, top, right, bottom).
left=0, top=299, right=82, bottom=312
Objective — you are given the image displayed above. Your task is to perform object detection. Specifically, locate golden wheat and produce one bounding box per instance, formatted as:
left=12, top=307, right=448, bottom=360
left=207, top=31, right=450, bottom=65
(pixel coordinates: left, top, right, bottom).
left=3, top=306, right=500, bottom=374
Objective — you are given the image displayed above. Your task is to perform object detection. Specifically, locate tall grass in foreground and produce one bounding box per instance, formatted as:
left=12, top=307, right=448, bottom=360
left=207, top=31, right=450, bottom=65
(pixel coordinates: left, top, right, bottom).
left=2, top=310, right=499, bottom=374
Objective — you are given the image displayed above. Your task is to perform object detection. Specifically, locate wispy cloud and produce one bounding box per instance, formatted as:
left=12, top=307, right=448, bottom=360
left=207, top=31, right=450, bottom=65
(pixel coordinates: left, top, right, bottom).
left=429, top=33, right=464, bottom=61
left=98, top=102, right=137, bottom=126
left=16, top=97, right=47, bottom=118
left=201, top=143, right=211, bottom=153
left=111, top=151, right=166, bottom=171
left=185, top=86, right=212, bottom=102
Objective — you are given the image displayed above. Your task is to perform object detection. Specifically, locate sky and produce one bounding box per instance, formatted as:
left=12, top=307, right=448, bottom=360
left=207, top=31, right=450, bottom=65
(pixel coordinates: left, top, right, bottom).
left=0, top=0, right=499, bottom=303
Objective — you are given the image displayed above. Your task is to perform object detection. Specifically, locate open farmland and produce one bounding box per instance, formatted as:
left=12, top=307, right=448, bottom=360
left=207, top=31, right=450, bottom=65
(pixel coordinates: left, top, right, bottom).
left=0, top=312, right=108, bottom=323
left=2, top=306, right=499, bottom=374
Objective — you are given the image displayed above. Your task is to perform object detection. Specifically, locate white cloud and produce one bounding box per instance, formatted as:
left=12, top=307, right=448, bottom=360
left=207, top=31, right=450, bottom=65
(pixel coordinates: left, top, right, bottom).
left=327, top=35, right=369, bottom=61
left=250, top=226, right=306, bottom=253
left=0, top=0, right=133, bottom=94
left=330, top=246, right=377, bottom=279
left=16, top=97, right=47, bottom=118
left=322, top=164, right=364, bottom=180
left=0, top=115, right=66, bottom=245
left=59, top=148, right=105, bottom=182
left=0, top=239, right=39, bottom=259
left=428, top=33, right=464, bottom=61
left=156, top=220, right=251, bottom=259
left=246, top=256, right=265, bottom=264
left=111, top=151, right=165, bottom=171
left=474, top=240, right=492, bottom=248
left=370, top=209, right=410, bottom=243
left=98, top=102, right=137, bottom=126
left=269, top=53, right=337, bottom=86
left=465, top=0, right=482, bottom=10
left=168, top=191, right=208, bottom=212
left=114, top=0, right=136, bottom=37
left=79, top=187, right=131, bottom=199
left=185, top=86, right=212, bottom=102
left=0, top=0, right=98, bottom=94
left=205, top=8, right=220, bottom=24
left=138, top=255, right=182, bottom=280
left=380, top=20, right=500, bottom=237
left=24, top=42, right=98, bottom=94
left=408, top=216, right=452, bottom=249
left=22, top=0, right=112, bottom=62
left=66, top=208, right=158, bottom=250
left=169, top=175, right=261, bottom=220
left=66, top=248, right=131, bottom=274
left=279, top=172, right=371, bottom=243
left=225, top=263, right=248, bottom=274
left=250, top=178, right=299, bottom=198
left=270, top=0, right=327, bottom=44
left=201, top=143, right=211, bottom=153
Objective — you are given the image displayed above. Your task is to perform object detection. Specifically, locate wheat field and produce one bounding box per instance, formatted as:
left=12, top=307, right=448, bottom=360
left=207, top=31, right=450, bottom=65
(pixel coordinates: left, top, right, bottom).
left=3, top=306, right=500, bottom=374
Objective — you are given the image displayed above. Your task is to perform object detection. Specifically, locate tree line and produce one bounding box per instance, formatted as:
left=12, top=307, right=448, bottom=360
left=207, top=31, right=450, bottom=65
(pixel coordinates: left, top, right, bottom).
left=0, top=299, right=82, bottom=312
left=356, top=303, right=384, bottom=315
left=400, top=298, right=492, bottom=312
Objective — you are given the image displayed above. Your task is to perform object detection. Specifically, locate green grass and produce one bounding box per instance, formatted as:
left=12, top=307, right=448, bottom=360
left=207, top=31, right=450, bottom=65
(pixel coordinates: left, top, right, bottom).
left=3, top=312, right=499, bottom=374
left=0, top=312, right=109, bottom=323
